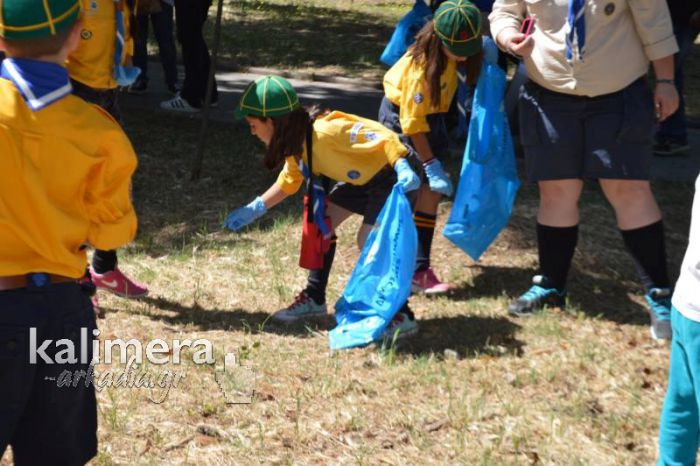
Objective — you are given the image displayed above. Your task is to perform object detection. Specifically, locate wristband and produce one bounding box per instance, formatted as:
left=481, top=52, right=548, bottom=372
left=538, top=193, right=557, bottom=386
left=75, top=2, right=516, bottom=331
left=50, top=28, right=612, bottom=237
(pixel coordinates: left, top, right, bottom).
left=656, top=79, right=674, bottom=85
left=422, top=157, right=436, bottom=167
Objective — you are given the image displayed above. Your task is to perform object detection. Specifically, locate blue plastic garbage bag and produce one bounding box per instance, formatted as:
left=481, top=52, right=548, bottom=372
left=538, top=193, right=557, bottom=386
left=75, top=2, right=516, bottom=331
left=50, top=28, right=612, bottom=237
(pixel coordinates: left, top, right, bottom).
left=442, top=50, right=520, bottom=261
left=329, top=184, right=417, bottom=350
left=380, top=0, right=432, bottom=67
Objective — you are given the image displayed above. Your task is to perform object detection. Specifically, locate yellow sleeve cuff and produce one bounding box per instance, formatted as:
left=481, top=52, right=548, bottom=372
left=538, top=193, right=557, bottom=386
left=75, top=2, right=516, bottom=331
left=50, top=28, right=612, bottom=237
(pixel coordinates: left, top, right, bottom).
left=386, top=140, right=409, bottom=167
left=401, top=116, right=430, bottom=136
left=88, top=211, right=137, bottom=251
left=276, top=159, right=304, bottom=195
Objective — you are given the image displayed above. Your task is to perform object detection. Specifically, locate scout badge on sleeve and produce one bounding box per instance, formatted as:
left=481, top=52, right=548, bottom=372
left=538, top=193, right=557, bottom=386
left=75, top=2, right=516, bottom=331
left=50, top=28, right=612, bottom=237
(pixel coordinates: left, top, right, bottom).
left=299, top=126, right=332, bottom=270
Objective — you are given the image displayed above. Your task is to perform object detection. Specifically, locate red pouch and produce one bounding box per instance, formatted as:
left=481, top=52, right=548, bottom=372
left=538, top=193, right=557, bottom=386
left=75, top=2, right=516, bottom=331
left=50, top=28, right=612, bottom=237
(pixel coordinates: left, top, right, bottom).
left=299, top=195, right=332, bottom=270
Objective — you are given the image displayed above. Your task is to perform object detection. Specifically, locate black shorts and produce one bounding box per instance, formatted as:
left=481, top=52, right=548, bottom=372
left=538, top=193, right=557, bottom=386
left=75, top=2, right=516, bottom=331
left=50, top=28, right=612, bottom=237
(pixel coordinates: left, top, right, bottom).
left=518, top=78, right=655, bottom=182
left=0, top=281, right=98, bottom=465
left=378, top=96, right=450, bottom=182
left=71, top=79, right=122, bottom=124
left=328, top=166, right=397, bottom=226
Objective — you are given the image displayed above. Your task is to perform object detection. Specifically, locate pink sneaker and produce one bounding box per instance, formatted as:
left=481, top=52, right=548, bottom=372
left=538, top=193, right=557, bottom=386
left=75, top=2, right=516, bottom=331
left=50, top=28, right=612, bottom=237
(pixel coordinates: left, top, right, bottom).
left=412, top=268, right=450, bottom=295
left=91, top=267, right=149, bottom=299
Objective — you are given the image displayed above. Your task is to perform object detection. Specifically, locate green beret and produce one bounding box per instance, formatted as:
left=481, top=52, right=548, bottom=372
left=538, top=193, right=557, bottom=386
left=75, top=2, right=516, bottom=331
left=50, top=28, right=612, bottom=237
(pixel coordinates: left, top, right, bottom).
left=235, top=75, right=301, bottom=120
left=434, top=0, right=483, bottom=58
left=0, top=0, right=81, bottom=40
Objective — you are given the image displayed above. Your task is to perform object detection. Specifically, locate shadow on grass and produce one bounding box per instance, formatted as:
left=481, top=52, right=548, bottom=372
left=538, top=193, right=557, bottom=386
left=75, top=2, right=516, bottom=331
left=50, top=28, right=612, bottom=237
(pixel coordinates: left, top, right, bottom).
left=107, top=296, right=322, bottom=338
left=207, top=1, right=396, bottom=76
left=395, top=315, right=524, bottom=359
left=447, top=264, right=650, bottom=326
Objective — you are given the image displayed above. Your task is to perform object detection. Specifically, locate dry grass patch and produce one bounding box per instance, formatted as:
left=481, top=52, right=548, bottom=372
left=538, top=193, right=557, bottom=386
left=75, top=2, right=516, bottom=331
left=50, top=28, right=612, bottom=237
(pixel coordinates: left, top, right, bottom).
left=0, top=112, right=679, bottom=465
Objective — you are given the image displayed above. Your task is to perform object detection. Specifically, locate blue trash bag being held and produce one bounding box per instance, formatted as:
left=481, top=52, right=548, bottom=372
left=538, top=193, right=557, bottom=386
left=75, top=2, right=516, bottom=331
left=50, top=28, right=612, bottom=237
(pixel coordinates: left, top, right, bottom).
left=442, top=42, right=520, bottom=261
left=329, top=184, right=417, bottom=350
left=380, top=0, right=432, bottom=67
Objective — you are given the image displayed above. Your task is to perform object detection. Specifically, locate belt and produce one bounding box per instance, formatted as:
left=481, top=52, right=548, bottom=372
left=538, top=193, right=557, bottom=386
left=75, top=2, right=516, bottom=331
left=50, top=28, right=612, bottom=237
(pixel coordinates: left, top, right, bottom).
left=0, top=273, right=76, bottom=291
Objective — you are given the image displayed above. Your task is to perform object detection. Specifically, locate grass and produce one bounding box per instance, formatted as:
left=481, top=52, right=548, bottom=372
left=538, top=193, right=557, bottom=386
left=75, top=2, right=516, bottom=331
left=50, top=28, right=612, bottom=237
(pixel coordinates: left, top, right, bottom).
left=1, top=107, right=692, bottom=464
left=202, top=0, right=411, bottom=80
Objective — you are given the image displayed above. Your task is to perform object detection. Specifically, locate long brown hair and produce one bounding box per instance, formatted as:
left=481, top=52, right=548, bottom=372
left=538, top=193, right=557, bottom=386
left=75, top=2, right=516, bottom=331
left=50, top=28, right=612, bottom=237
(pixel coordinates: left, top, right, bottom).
left=408, top=20, right=484, bottom=108
left=254, top=105, right=327, bottom=170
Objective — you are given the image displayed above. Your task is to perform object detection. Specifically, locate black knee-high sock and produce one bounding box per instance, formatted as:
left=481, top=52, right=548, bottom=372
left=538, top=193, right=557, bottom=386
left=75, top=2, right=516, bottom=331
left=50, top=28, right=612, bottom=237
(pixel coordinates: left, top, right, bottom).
left=414, top=211, right=437, bottom=272
left=304, top=235, right=338, bottom=304
left=537, top=223, right=578, bottom=291
left=620, top=220, right=670, bottom=291
left=92, top=249, right=118, bottom=274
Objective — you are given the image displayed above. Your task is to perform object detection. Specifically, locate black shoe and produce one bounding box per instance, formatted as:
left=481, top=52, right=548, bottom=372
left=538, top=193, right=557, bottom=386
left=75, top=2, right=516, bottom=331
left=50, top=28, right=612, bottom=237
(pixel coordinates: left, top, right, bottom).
left=654, top=140, right=690, bottom=156
left=127, top=78, right=148, bottom=95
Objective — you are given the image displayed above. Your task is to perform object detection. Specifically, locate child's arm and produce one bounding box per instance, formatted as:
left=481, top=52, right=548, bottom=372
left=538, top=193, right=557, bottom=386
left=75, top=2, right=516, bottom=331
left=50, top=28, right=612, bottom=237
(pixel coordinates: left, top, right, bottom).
left=85, top=131, right=138, bottom=250
left=410, top=132, right=453, bottom=196
left=224, top=182, right=291, bottom=232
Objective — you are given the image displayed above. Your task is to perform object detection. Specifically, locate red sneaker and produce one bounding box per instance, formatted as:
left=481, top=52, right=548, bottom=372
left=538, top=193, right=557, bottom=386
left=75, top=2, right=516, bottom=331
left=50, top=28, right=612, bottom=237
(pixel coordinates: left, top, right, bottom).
left=412, top=268, right=450, bottom=295
left=91, top=267, right=149, bottom=299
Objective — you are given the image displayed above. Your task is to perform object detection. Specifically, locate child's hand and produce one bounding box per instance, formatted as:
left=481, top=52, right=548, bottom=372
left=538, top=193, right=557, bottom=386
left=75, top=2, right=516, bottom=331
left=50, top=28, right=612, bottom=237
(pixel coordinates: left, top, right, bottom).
left=224, top=197, right=267, bottom=231
left=394, top=158, right=420, bottom=192
left=423, top=159, right=453, bottom=197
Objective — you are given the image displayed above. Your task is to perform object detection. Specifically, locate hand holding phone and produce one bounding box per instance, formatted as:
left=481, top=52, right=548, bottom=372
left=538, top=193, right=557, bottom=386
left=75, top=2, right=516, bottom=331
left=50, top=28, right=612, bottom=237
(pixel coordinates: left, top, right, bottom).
left=520, top=16, right=536, bottom=38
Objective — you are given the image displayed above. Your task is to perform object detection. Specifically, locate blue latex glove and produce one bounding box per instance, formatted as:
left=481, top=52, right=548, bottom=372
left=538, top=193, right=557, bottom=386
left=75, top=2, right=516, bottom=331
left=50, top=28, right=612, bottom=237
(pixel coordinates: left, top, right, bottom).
left=224, top=196, right=267, bottom=231
left=424, top=159, right=453, bottom=196
left=394, top=158, right=420, bottom=192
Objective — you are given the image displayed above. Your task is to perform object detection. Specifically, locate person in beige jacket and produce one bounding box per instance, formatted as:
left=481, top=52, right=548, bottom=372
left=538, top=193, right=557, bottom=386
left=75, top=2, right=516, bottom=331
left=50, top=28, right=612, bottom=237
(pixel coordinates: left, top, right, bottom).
left=489, top=0, right=679, bottom=340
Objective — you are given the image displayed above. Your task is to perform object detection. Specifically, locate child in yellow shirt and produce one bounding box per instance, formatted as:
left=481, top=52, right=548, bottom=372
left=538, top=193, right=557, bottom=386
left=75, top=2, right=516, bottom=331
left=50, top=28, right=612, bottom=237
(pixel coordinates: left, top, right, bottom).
left=226, top=75, right=422, bottom=340
left=66, top=0, right=148, bottom=301
left=380, top=0, right=483, bottom=294
left=0, top=1, right=137, bottom=461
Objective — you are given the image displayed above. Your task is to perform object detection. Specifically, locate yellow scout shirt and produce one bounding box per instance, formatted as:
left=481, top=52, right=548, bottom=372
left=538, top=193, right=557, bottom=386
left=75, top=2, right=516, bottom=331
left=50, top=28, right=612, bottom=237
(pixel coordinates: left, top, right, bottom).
left=276, top=111, right=409, bottom=195
left=66, top=0, right=134, bottom=90
left=383, top=52, right=458, bottom=135
left=0, top=79, right=137, bottom=278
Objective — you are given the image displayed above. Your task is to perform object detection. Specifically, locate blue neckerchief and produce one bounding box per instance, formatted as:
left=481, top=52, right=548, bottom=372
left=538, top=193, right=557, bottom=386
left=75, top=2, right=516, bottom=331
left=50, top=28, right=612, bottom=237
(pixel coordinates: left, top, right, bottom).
left=566, top=0, right=586, bottom=61
left=114, top=3, right=140, bottom=86
left=299, top=158, right=330, bottom=237
left=0, top=58, right=72, bottom=111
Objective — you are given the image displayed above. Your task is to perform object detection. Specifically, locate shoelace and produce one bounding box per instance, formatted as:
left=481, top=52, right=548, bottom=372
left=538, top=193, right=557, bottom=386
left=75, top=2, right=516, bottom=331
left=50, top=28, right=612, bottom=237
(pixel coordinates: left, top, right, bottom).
left=521, top=285, right=554, bottom=302
left=290, top=292, right=310, bottom=309
left=651, top=298, right=672, bottom=319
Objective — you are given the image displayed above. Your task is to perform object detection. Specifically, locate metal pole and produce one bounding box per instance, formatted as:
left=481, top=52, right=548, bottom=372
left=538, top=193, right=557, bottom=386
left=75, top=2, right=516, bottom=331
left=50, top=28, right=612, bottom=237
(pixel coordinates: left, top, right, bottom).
left=191, top=0, right=225, bottom=181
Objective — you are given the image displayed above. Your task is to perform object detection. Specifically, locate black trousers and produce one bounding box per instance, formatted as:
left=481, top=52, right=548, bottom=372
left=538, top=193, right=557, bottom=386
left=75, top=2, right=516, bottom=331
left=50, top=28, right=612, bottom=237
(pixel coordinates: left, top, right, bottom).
left=0, top=281, right=97, bottom=465
left=133, top=1, right=178, bottom=88
left=174, top=0, right=218, bottom=107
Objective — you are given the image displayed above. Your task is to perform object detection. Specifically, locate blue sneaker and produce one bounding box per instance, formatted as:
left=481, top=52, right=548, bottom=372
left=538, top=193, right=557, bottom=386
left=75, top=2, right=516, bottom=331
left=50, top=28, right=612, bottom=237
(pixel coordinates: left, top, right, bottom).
left=508, top=275, right=566, bottom=317
left=645, top=288, right=672, bottom=341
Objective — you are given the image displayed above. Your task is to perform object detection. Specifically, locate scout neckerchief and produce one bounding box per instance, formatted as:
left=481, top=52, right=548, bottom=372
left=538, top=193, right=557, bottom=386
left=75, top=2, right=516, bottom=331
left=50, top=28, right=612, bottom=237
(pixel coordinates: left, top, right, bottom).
left=298, top=124, right=331, bottom=237
left=566, top=0, right=586, bottom=61
left=113, top=0, right=141, bottom=86
left=1, top=59, right=72, bottom=111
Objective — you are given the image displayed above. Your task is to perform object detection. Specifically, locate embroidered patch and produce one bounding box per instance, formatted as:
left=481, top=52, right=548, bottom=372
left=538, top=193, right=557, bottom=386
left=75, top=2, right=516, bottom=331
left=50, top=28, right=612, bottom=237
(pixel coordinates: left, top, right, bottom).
left=414, top=93, right=424, bottom=104
left=364, top=132, right=378, bottom=141
left=347, top=170, right=361, bottom=180
left=80, top=29, right=93, bottom=40
left=349, top=122, right=363, bottom=143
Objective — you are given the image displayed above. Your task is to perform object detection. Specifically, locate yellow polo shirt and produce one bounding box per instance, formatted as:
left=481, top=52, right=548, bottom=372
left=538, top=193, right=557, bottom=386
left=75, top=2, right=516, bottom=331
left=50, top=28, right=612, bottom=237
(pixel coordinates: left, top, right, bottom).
left=0, top=79, right=138, bottom=278
left=276, top=111, right=409, bottom=195
left=66, top=0, right=134, bottom=90
left=383, top=52, right=459, bottom=136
